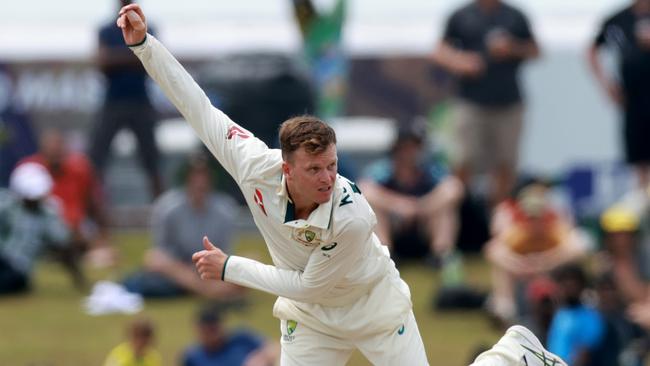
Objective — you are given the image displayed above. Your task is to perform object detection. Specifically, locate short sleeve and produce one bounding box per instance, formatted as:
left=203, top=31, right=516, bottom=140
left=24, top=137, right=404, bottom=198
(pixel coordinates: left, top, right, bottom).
left=511, top=8, right=534, bottom=40
left=593, top=18, right=611, bottom=47
left=442, top=11, right=462, bottom=42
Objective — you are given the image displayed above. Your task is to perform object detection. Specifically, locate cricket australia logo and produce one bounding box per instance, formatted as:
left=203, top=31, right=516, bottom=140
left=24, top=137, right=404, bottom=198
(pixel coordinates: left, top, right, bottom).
left=253, top=189, right=267, bottom=216
left=283, top=320, right=298, bottom=342
left=292, top=228, right=321, bottom=247
left=226, top=125, right=251, bottom=140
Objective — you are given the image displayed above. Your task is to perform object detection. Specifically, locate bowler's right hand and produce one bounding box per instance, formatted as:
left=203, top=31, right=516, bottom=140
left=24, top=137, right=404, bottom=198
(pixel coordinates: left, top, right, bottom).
left=116, top=3, right=147, bottom=46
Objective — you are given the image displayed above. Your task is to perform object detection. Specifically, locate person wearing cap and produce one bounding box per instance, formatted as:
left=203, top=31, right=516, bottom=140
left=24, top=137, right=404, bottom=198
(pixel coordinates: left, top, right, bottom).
left=181, top=305, right=279, bottom=366
left=359, top=122, right=464, bottom=270
left=601, top=184, right=650, bottom=305
left=0, top=162, right=70, bottom=294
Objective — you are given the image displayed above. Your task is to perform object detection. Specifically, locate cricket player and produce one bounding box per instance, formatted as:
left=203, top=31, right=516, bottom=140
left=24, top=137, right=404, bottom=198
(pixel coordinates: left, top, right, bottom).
left=116, top=5, right=566, bottom=366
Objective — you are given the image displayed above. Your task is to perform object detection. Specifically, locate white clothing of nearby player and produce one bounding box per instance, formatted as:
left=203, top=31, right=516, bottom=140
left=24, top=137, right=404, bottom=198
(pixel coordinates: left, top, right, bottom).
left=129, top=34, right=429, bottom=365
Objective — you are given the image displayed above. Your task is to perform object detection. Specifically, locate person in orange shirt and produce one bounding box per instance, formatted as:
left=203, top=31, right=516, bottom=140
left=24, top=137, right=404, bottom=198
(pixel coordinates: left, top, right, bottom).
left=484, top=179, right=590, bottom=324
left=22, top=129, right=115, bottom=286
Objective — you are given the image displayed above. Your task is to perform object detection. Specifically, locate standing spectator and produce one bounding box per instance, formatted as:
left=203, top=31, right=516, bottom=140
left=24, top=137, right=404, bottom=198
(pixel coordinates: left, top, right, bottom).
left=547, top=264, right=605, bottom=366
left=0, top=163, right=69, bottom=295
left=90, top=0, right=162, bottom=198
left=181, top=305, right=279, bottom=366
left=22, top=129, right=114, bottom=283
left=123, top=153, right=243, bottom=299
left=359, top=123, right=464, bottom=270
left=291, top=0, right=348, bottom=119
left=104, top=318, right=162, bottom=366
left=588, top=0, right=650, bottom=187
left=431, top=0, right=540, bottom=207
left=0, top=67, right=37, bottom=187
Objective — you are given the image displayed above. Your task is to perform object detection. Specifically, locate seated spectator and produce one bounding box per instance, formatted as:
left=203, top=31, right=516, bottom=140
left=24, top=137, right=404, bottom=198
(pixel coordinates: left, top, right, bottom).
left=600, top=184, right=650, bottom=304
left=547, top=264, right=605, bottom=366
left=103, top=317, right=162, bottom=366
left=0, top=163, right=70, bottom=295
left=123, top=153, right=244, bottom=299
left=484, top=179, right=589, bottom=323
left=182, top=304, right=279, bottom=366
left=592, top=272, right=646, bottom=366
left=359, top=122, right=464, bottom=269
left=22, top=129, right=115, bottom=286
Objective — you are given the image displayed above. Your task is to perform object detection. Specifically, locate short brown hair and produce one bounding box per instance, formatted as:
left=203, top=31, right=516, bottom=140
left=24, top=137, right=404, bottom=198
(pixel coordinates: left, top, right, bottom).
left=279, top=115, right=336, bottom=160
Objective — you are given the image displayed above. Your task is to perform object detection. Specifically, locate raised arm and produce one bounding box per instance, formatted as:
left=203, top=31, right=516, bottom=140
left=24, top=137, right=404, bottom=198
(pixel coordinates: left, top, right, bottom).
left=194, top=218, right=370, bottom=303
left=116, top=4, right=273, bottom=183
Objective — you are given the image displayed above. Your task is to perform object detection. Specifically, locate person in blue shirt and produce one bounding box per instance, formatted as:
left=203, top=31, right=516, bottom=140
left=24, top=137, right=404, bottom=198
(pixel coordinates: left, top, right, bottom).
left=359, top=122, right=464, bottom=267
left=547, top=264, right=605, bottom=366
left=182, top=305, right=279, bottom=366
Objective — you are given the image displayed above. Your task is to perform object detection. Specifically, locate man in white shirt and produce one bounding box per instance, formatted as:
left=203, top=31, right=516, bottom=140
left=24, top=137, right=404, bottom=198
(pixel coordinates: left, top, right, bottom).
left=116, top=5, right=566, bottom=365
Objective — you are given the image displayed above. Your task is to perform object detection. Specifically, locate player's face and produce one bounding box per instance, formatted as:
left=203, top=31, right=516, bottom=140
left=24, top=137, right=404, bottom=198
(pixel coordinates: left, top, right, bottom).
left=285, top=144, right=338, bottom=205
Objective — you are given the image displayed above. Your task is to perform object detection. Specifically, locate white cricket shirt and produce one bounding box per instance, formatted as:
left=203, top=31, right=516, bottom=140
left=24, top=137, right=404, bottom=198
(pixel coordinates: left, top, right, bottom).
left=131, top=35, right=412, bottom=335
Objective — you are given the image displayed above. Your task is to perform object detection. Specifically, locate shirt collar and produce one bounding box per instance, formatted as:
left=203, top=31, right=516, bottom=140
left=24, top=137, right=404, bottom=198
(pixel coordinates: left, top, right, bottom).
left=277, top=174, right=335, bottom=229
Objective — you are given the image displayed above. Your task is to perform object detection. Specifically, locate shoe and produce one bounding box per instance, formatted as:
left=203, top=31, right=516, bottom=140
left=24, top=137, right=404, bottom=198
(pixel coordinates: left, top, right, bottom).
left=470, top=325, right=567, bottom=366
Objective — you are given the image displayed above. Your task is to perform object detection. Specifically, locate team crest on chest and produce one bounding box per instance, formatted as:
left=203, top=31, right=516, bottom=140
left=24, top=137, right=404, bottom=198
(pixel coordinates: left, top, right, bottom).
left=292, top=228, right=322, bottom=247
left=253, top=188, right=267, bottom=216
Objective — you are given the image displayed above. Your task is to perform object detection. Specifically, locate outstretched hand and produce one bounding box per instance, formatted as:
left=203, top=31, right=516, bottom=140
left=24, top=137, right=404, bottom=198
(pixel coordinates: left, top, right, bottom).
left=116, top=3, right=147, bottom=45
left=192, top=236, right=229, bottom=281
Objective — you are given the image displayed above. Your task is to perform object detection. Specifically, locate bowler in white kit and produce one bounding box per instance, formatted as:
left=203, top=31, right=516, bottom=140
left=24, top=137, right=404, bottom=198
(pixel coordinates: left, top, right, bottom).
left=117, top=4, right=568, bottom=366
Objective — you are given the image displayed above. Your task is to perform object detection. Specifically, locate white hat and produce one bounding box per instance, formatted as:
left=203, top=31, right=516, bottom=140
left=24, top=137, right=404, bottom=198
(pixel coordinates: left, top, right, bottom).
left=9, top=162, right=53, bottom=200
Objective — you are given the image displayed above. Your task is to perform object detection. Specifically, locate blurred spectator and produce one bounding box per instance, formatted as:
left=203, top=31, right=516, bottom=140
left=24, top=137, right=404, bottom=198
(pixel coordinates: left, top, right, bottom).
left=22, top=129, right=114, bottom=286
left=593, top=273, right=646, bottom=366
left=90, top=0, right=162, bottom=199
left=588, top=0, right=650, bottom=187
left=358, top=122, right=464, bottom=271
left=123, top=153, right=244, bottom=299
left=600, top=184, right=650, bottom=304
left=181, top=304, right=279, bottom=366
left=547, top=264, right=605, bottom=366
left=0, top=67, right=37, bottom=187
left=431, top=0, right=540, bottom=207
left=104, top=317, right=162, bottom=366
left=0, top=163, right=69, bottom=295
left=291, top=0, right=348, bottom=118
left=484, top=179, right=589, bottom=323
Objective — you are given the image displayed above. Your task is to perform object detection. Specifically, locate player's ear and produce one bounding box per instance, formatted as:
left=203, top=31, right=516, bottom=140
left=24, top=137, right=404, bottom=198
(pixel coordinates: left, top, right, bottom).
left=282, top=161, right=291, bottom=177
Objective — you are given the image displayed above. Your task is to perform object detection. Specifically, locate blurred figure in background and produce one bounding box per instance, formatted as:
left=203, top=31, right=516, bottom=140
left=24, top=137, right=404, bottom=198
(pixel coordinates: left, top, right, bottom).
left=547, top=264, right=604, bottom=366
left=90, top=0, right=162, bottom=199
left=359, top=122, right=464, bottom=274
left=0, top=163, right=69, bottom=295
left=484, top=179, right=589, bottom=324
left=22, top=129, right=114, bottom=287
left=600, top=184, right=650, bottom=305
left=104, top=317, right=162, bottom=366
left=291, top=0, right=348, bottom=119
left=181, top=304, right=279, bottom=366
left=0, top=66, right=37, bottom=187
left=431, top=0, right=539, bottom=207
left=123, top=153, right=244, bottom=300
left=588, top=0, right=650, bottom=187
left=592, top=273, right=647, bottom=366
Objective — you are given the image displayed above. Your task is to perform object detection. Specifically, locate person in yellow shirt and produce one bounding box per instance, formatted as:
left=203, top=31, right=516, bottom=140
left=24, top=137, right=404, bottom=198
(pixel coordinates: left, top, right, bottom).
left=104, top=318, right=162, bottom=366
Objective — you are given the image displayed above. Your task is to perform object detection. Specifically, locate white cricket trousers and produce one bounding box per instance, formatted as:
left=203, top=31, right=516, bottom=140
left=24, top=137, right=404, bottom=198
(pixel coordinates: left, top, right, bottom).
left=279, top=310, right=429, bottom=365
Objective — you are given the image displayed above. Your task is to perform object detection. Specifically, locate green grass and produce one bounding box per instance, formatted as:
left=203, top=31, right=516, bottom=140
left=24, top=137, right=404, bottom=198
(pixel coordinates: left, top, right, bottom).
left=0, top=231, right=502, bottom=365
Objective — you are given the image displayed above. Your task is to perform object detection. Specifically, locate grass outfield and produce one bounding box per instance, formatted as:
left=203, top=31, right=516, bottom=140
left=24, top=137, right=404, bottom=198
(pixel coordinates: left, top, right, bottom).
left=0, top=230, right=502, bottom=365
